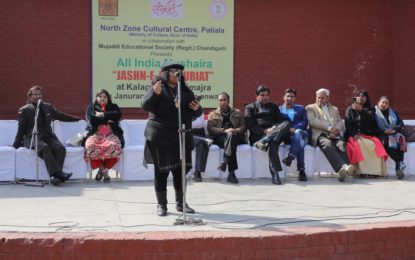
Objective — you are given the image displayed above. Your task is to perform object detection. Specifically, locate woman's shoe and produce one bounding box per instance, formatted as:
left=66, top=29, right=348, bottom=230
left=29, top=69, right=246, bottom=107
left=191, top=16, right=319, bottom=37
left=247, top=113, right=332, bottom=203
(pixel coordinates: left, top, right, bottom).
left=176, top=203, right=195, bottom=214
left=227, top=171, right=239, bottom=184
left=157, top=204, right=168, bottom=216
left=103, top=169, right=111, bottom=182
left=95, top=168, right=104, bottom=181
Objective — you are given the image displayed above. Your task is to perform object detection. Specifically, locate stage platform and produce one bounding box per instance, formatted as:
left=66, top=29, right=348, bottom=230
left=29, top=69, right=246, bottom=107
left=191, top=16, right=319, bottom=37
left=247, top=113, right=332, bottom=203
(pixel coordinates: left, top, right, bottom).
left=1, top=175, right=415, bottom=258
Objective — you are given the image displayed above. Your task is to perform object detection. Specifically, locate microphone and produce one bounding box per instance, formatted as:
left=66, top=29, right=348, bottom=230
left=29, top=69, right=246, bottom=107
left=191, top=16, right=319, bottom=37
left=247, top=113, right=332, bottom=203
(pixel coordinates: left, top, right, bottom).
left=37, top=99, right=42, bottom=107
left=174, top=70, right=182, bottom=77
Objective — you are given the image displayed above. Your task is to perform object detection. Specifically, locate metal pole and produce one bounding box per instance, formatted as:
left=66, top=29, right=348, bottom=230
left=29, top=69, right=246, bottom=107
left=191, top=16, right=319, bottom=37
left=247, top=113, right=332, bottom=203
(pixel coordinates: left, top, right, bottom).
left=25, top=101, right=44, bottom=187
left=181, top=123, right=187, bottom=220
left=174, top=71, right=204, bottom=225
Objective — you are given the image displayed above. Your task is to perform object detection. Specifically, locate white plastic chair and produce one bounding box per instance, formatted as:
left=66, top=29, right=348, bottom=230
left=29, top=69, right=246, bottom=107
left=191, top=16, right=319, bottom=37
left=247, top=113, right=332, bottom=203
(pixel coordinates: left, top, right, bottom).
left=15, top=147, right=50, bottom=181
left=53, top=120, right=89, bottom=181
left=253, top=145, right=286, bottom=179
left=0, top=120, right=18, bottom=183
left=315, top=147, right=337, bottom=177
left=120, top=119, right=154, bottom=181
left=281, top=144, right=316, bottom=178
left=219, top=144, right=253, bottom=179
left=191, top=144, right=222, bottom=179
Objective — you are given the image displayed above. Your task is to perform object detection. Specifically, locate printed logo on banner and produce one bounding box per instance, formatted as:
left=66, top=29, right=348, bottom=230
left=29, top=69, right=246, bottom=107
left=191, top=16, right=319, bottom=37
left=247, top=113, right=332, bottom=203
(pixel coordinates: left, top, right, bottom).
left=152, top=0, right=183, bottom=18
left=209, top=0, right=227, bottom=19
left=99, top=0, right=118, bottom=16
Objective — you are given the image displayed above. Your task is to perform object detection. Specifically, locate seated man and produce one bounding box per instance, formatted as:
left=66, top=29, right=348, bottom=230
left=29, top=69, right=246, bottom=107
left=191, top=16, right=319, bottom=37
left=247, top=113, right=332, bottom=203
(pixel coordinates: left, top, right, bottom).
left=13, top=85, right=81, bottom=185
left=279, top=88, right=309, bottom=181
left=207, top=92, right=245, bottom=184
left=191, top=114, right=213, bottom=182
left=306, top=88, right=354, bottom=182
left=244, top=85, right=291, bottom=185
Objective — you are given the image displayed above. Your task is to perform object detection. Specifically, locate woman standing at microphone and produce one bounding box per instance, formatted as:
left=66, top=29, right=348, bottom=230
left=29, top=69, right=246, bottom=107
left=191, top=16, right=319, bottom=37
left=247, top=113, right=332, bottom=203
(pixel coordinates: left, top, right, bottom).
left=142, top=61, right=202, bottom=217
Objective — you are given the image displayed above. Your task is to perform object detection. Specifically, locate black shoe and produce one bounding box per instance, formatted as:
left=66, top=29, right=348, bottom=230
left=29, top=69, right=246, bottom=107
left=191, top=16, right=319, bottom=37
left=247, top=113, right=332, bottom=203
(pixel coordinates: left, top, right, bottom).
left=227, top=171, right=239, bottom=184
left=254, top=140, right=269, bottom=152
left=54, top=171, right=72, bottom=183
left=396, top=162, right=405, bottom=179
left=51, top=178, right=62, bottom=186
left=282, top=154, right=295, bottom=167
left=217, top=163, right=227, bottom=172
left=298, top=170, right=307, bottom=181
left=95, top=169, right=103, bottom=181
left=103, top=169, right=111, bottom=183
left=271, top=173, right=282, bottom=185
left=157, top=204, right=168, bottom=216
left=175, top=189, right=196, bottom=214
left=156, top=191, right=168, bottom=216
left=176, top=203, right=196, bottom=214
left=193, top=171, right=202, bottom=182
left=396, top=169, right=405, bottom=180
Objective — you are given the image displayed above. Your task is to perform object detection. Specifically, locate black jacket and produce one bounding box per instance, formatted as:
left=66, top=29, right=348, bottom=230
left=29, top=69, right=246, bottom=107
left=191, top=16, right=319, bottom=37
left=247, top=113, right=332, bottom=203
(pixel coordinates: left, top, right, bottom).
left=84, top=102, right=125, bottom=148
left=142, top=82, right=202, bottom=147
left=344, top=106, right=382, bottom=141
left=244, top=101, right=286, bottom=144
left=13, top=102, right=80, bottom=149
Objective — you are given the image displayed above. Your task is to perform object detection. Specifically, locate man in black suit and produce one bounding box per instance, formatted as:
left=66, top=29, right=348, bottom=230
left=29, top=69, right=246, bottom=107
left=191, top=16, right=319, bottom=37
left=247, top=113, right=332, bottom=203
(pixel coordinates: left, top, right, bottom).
left=13, top=85, right=81, bottom=185
left=244, top=85, right=292, bottom=185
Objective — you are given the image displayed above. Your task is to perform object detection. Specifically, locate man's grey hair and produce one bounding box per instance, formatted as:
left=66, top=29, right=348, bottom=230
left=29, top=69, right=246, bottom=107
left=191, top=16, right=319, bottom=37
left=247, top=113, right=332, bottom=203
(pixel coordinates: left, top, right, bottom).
left=316, top=88, right=330, bottom=97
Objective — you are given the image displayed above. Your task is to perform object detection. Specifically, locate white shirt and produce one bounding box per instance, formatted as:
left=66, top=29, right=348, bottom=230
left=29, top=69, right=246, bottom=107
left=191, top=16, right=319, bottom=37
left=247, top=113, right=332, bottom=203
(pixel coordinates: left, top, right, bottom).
left=321, top=104, right=334, bottom=130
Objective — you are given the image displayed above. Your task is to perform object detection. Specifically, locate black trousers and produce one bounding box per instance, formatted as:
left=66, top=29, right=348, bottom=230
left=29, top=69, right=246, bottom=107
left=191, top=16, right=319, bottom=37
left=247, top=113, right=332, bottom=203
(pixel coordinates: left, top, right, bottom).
left=262, top=121, right=292, bottom=176
left=213, top=133, right=244, bottom=171
left=34, top=137, right=66, bottom=176
left=317, top=134, right=349, bottom=172
left=154, top=168, right=183, bottom=192
left=193, top=136, right=209, bottom=172
left=383, top=141, right=404, bottom=169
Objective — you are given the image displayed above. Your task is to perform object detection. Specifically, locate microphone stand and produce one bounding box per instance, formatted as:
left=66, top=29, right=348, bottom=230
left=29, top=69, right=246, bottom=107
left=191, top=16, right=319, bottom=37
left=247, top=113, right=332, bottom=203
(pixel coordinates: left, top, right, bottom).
left=25, top=100, right=45, bottom=187
left=174, top=71, right=204, bottom=226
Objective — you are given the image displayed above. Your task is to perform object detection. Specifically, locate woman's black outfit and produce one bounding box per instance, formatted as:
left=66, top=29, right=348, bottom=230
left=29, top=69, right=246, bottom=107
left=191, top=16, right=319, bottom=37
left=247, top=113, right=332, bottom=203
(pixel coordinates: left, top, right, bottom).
left=344, top=106, right=382, bottom=141
left=142, top=80, right=202, bottom=216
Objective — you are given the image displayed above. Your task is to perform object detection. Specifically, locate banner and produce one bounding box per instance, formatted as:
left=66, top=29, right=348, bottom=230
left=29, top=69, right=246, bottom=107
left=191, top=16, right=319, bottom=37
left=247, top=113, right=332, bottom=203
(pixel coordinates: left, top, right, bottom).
left=92, top=0, right=234, bottom=108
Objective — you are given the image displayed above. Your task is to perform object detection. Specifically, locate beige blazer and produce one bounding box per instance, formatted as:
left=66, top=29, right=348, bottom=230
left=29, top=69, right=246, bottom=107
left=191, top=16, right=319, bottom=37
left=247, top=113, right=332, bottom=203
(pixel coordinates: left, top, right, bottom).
left=306, top=103, right=344, bottom=146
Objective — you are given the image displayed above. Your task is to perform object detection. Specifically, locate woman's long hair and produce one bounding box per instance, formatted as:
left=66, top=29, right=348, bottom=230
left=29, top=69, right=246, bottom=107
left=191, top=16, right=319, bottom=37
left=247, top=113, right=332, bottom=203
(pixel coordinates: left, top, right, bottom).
left=355, top=89, right=372, bottom=109
left=94, top=89, right=113, bottom=105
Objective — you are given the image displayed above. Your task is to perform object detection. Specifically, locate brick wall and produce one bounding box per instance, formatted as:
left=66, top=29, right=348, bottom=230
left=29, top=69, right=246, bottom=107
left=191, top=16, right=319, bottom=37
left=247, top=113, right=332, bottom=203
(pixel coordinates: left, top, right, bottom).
left=1, top=1, right=414, bottom=119
left=234, top=0, right=395, bottom=115
left=0, top=1, right=91, bottom=119
left=1, top=221, right=415, bottom=259
left=393, top=1, right=415, bottom=118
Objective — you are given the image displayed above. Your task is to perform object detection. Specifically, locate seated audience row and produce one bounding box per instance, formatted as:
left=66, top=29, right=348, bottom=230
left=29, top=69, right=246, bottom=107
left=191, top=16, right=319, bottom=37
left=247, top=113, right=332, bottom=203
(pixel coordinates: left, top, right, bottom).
left=197, top=87, right=406, bottom=185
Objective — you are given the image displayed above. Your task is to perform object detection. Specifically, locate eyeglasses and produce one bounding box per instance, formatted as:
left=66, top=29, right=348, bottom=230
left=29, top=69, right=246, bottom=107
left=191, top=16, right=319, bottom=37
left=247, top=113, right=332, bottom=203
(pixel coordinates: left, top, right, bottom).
left=169, top=69, right=179, bottom=73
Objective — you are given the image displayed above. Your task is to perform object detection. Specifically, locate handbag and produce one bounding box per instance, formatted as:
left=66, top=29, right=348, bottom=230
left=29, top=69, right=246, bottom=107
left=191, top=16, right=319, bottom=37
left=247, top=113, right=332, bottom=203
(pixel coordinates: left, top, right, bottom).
left=404, top=125, right=415, bottom=142
left=66, top=131, right=88, bottom=147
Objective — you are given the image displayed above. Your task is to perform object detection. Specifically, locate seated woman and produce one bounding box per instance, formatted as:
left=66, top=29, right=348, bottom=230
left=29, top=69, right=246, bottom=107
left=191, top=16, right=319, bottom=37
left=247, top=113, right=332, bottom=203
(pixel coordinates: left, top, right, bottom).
left=375, top=96, right=407, bottom=179
left=84, top=89, right=124, bottom=182
left=344, top=90, right=388, bottom=177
